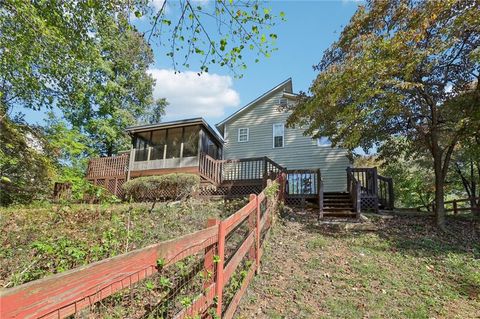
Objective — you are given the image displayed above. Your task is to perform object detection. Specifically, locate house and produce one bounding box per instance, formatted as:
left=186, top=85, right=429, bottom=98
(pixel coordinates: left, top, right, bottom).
left=86, top=78, right=394, bottom=216
left=215, top=78, right=350, bottom=193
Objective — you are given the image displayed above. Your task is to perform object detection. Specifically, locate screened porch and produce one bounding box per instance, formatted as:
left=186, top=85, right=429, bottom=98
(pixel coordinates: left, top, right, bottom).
left=126, top=119, right=223, bottom=173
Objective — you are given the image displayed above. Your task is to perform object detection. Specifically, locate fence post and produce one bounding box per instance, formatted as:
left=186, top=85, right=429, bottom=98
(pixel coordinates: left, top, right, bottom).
left=204, top=219, right=219, bottom=293
left=453, top=200, right=458, bottom=215
left=248, top=194, right=257, bottom=263
left=255, top=190, right=262, bottom=273
left=215, top=220, right=226, bottom=316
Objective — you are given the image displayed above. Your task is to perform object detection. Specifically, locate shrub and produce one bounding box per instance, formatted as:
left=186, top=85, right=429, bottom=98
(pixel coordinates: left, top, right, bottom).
left=122, top=174, right=200, bottom=203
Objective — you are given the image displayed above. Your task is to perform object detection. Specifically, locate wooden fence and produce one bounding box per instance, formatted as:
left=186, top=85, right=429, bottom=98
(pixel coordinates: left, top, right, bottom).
left=0, top=176, right=284, bottom=319
left=423, top=197, right=480, bottom=214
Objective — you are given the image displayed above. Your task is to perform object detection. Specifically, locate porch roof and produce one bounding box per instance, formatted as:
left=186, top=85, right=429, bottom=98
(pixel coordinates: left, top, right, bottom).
left=125, top=117, right=223, bottom=144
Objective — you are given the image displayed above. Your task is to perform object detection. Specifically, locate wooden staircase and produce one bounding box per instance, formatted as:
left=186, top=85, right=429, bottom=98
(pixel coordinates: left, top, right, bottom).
left=322, top=192, right=357, bottom=218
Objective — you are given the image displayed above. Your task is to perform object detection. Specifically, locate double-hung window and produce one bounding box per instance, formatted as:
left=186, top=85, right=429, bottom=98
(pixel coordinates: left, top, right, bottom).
left=238, top=128, right=249, bottom=142
left=273, top=123, right=284, bottom=148
left=317, top=137, right=331, bottom=147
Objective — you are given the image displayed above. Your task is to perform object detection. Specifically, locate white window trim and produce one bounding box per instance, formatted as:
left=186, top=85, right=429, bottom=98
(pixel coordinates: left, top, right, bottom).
left=272, top=123, right=285, bottom=148
left=278, top=98, right=288, bottom=108
left=238, top=127, right=249, bottom=143
left=317, top=137, right=331, bottom=147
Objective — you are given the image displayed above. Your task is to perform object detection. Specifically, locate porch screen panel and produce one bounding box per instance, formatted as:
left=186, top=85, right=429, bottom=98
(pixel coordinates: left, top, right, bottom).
left=150, top=129, right=166, bottom=160
left=166, top=127, right=182, bottom=158
left=134, top=131, right=150, bottom=161
left=183, top=125, right=199, bottom=157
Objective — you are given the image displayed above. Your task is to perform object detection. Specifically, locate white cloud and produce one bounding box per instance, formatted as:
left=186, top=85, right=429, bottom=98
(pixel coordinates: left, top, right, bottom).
left=151, top=0, right=166, bottom=11
left=149, top=69, right=240, bottom=121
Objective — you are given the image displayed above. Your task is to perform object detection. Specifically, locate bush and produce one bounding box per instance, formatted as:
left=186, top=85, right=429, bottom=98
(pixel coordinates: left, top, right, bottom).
left=122, top=174, right=200, bottom=202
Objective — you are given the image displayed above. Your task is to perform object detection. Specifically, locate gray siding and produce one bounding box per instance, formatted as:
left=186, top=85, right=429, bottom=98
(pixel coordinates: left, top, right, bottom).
left=223, top=90, right=351, bottom=192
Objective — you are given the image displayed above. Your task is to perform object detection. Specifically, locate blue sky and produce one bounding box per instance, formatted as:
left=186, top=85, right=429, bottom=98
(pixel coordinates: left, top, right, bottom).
left=21, top=1, right=361, bottom=126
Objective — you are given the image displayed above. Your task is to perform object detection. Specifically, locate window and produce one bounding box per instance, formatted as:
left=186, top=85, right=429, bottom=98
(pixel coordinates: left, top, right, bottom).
left=238, top=128, right=249, bottom=142
left=273, top=123, right=284, bottom=148
left=278, top=98, right=288, bottom=108
left=317, top=137, right=331, bottom=147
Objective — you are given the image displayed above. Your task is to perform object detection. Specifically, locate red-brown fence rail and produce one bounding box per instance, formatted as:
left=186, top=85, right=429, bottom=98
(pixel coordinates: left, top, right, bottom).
left=0, top=176, right=284, bottom=319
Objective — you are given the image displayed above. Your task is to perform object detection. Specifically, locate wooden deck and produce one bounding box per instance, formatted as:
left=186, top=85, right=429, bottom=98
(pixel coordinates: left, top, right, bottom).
left=85, top=154, right=394, bottom=216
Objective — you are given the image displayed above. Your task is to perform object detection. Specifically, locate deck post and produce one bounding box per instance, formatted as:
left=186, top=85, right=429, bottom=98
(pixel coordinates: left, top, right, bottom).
left=262, top=157, right=268, bottom=187
left=346, top=167, right=351, bottom=190
left=317, top=169, right=323, bottom=220
left=127, top=147, right=135, bottom=181
left=388, top=178, right=394, bottom=209
left=372, top=167, right=379, bottom=212
left=453, top=200, right=458, bottom=215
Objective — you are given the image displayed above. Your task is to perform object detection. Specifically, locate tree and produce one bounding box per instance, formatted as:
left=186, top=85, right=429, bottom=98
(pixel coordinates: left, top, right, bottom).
left=0, top=116, right=57, bottom=205
left=61, top=16, right=158, bottom=156
left=451, top=134, right=480, bottom=215
left=139, top=98, right=168, bottom=125
left=0, top=0, right=283, bottom=204
left=1, top=0, right=282, bottom=117
left=287, top=0, right=480, bottom=229
left=43, top=114, right=95, bottom=200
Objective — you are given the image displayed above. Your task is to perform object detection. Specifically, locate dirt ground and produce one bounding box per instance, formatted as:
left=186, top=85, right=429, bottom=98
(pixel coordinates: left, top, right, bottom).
left=235, top=210, right=480, bottom=319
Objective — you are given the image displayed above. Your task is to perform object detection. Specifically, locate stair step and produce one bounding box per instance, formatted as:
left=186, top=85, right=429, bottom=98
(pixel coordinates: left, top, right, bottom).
left=323, top=207, right=354, bottom=212
left=324, top=204, right=353, bottom=208
left=322, top=211, right=357, bottom=218
left=324, top=195, right=350, bottom=199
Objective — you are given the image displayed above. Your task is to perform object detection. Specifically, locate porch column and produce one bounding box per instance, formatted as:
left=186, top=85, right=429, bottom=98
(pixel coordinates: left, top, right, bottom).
left=127, top=147, right=135, bottom=181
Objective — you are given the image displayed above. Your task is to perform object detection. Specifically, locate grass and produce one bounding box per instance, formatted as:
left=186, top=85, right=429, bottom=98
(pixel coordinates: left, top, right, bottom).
left=0, top=199, right=246, bottom=288
left=236, top=212, right=480, bottom=319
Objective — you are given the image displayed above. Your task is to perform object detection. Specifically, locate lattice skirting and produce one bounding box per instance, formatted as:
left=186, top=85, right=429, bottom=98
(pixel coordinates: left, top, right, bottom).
left=361, top=196, right=379, bottom=211
left=199, top=184, right=263, bottom=198
left=86, top=177, right=126, bottom=201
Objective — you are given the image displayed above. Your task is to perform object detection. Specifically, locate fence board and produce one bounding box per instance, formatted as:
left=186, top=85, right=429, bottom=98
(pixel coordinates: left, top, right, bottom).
left=223, top=261, right=256, bottom=319
left=1, top=176, right=284, bottom=319
left=0, top=226, right=218, bottom=319
left=223, top=231, right=255, bottom=283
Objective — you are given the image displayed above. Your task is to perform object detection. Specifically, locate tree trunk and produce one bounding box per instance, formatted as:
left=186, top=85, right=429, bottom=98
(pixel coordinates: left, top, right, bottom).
left=433, top=150, right=446, bottom=230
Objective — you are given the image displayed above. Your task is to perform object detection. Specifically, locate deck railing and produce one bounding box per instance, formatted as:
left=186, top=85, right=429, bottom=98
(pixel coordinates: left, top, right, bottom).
left=0, top=177, right=285, bottom=319
left=199, top=153, right=285, bottom=187
left=85, top=154, right=129, bottom=179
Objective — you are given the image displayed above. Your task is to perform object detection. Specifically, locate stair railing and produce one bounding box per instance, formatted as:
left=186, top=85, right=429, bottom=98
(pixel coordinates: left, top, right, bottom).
left=318, top=169, right=324, bottom=220
left=377, top=175, right=394, bottom=210
left=199, top=152, right=223, bottom=185
left=347, top=167, right=362, bottom=218
left=348, top=167, right=394, bottom=211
